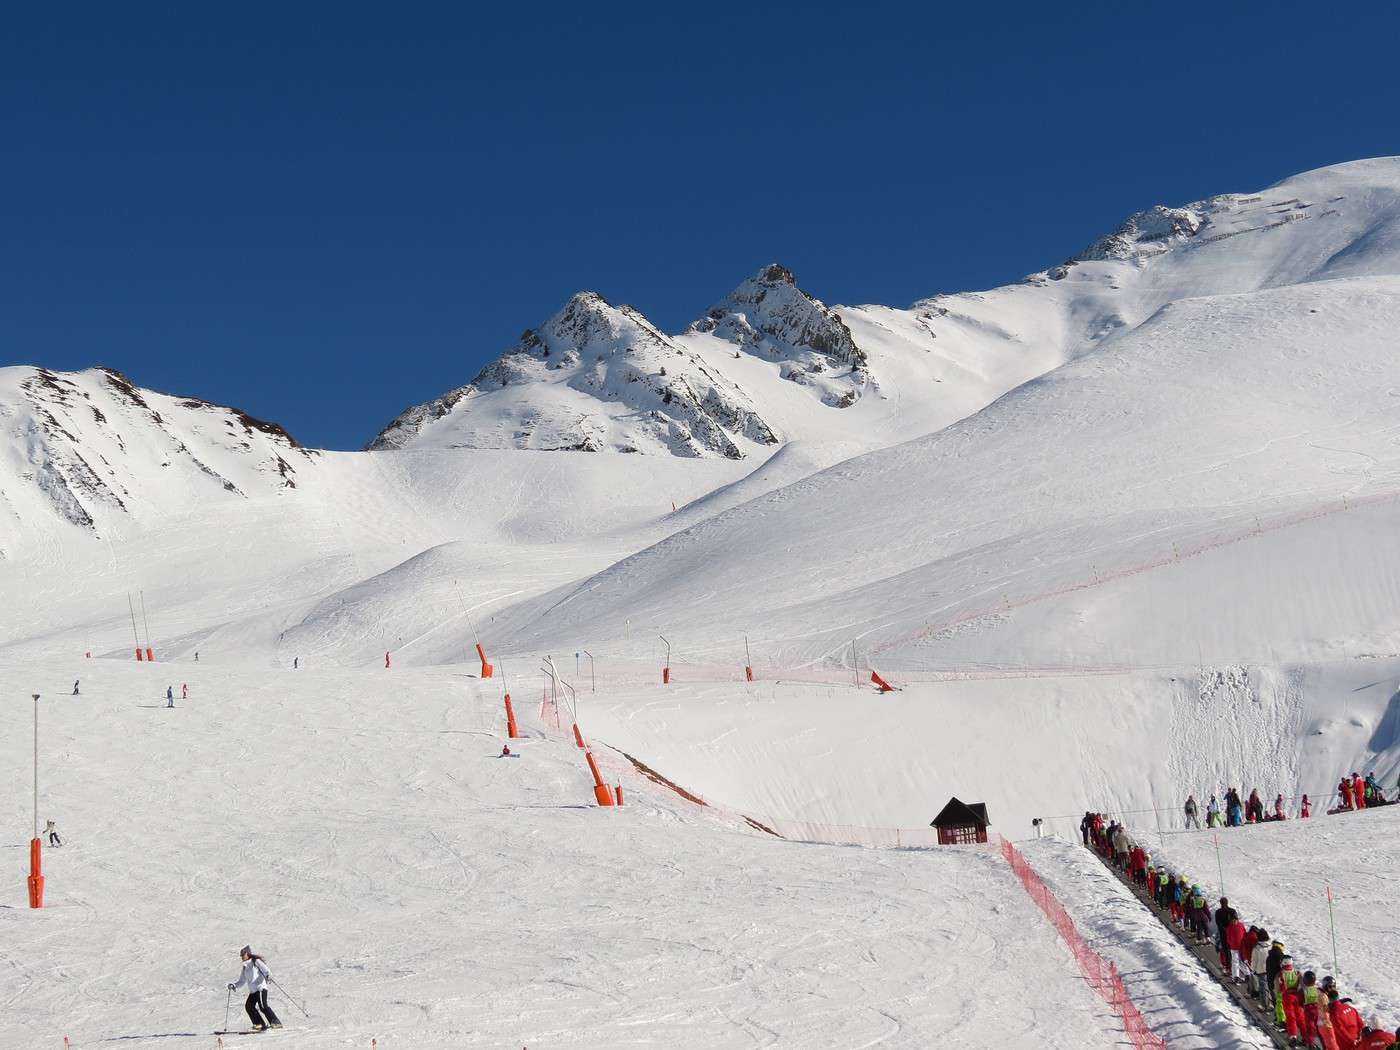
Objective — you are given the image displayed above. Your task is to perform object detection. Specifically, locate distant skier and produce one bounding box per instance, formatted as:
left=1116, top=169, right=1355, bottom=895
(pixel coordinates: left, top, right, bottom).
left=195, top=651, right=200, bottom=662
left=228, top=946, right=282, bottom=1031
left=72, top=680, right=80, bottom=695
left=293, top=656, right=299, bottom=670
left=45, top=820, right=61, bottom=847
left=166, top=686, right=174, bottom=708
left=1302, top=794, right=1312, bottom=818
left=1184, top=794, right=1200, bottom=829
left=385, top=651, right=391, bottom=669
left=182, top=683, right=188, bottom=700
left=1206, top=795, right=1221, bottom=827
left=1353, top=772, right=1367, bottom=810
left=501, top=744, right=512, bottom=757
left=1274, top=794, right=1287, bottom=821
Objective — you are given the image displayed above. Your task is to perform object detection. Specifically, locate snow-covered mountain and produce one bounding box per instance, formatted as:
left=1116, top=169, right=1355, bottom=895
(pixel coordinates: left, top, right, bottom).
left=369, top=286, right=780, bottom=459
left=0, top=365, right=314, bottom=555
left=369, top=265, right=883, bottom=459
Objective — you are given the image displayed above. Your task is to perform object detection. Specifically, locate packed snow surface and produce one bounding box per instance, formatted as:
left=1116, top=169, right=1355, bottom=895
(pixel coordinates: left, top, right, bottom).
left=0, top=660, right=1126, bottom=1050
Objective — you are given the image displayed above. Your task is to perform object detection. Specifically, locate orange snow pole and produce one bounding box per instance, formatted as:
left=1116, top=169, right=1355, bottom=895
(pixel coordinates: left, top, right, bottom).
left=572, top=723, right=586, bottom=748
left=616, top=784, right=624, bottom=806
left=135, top=648, right=144, bottom=661
left=27, top=838, right=43, bottom=908
left=385, top=651, right=390, bottom=669
left=504, top=694, right=519, bottom=739
left=476, top=643, right=494, bottom=679
left=585, top=751, right=615, bottom=806
left=745, top=666, right=753, bottom=682
left=870, top=671, right=895, bottom=693
left=662, top=666, right=670, bottom=685
left=145, top=647, right=154, bottom=662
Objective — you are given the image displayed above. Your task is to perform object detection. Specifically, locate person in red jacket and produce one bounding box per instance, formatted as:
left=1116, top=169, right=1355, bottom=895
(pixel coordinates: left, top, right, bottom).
left=1331, top=992, right=1365, bottom=1050
left=1341, top=778, right=1355, bottom=810
left=1302, top=793, right=1312, bottom=818
left=1354, top=773, right=1367, bottom=810
left=1362, top=1023, right=1397, bottom=1049
left=1225, top=917, right=1247, bottom=981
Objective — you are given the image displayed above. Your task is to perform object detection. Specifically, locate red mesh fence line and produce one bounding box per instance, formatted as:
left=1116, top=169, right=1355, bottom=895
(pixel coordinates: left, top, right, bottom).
left=1001, top=839, right=1167, bottom=1050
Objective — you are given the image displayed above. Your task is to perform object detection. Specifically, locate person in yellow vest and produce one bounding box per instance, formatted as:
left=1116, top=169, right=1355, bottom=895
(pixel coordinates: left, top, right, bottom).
left=1276, top=957, right=1302, bottom=1040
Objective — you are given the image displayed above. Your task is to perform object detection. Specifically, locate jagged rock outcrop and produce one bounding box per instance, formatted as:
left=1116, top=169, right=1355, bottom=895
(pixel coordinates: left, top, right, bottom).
left=690, top=264, right=868, bottom=408
left=370, top=291, right=778, bottom=458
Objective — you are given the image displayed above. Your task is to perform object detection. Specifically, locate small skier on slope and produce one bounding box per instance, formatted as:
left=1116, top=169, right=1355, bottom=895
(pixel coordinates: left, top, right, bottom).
left=1184, top=794, right=1200, bottom=829
left=182, top=683, right=188, bottom=700
left=45, top=820, right=61, bottom=847
left=72, top=680, right=80, bottom=695
left=228, top=946, right=282, bottom=1031
left=166, top=685, right=174, bottom=708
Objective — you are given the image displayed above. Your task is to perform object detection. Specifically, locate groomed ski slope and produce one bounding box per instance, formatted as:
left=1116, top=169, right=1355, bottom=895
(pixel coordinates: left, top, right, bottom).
left=1, top=658, right=1128, bottom=1050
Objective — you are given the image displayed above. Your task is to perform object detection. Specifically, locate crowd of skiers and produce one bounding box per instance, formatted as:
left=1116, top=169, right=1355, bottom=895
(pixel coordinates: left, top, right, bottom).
left=1178, top=772, right=1398, bottom=830
left=1081, top=812, right=1397, bottom=1048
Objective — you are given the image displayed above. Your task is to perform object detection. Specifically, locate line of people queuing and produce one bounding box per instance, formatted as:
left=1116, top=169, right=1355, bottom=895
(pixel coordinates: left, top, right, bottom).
left=1182, top=771, right=1397, bottom=830
left=1080, top=811, right=1396, bottom=1049
left=1185, top=787, right=1300, bottom=828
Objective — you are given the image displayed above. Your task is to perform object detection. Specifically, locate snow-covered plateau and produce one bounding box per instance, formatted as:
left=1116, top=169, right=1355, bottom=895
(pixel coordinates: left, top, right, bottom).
left=5, top=157, right=1400, bottom=1048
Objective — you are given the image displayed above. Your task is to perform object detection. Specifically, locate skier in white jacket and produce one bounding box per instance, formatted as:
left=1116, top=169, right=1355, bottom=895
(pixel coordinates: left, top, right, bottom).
left=228, top=946, right=282, bottom=1030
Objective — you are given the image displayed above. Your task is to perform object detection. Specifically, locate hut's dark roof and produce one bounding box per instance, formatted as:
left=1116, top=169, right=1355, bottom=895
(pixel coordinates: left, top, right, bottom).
left=930, top=797, right=990, bottom=829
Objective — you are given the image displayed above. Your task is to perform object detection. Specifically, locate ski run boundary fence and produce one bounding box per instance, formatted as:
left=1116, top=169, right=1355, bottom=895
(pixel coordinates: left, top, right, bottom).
left=1001, top=839, right=1168, bottom=1050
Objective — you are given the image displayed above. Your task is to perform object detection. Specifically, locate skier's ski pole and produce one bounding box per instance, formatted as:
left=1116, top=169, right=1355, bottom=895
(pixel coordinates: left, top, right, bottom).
left=268, top=975, right=310, bottom=1017
left=224, top=986, right=232, bottom=1032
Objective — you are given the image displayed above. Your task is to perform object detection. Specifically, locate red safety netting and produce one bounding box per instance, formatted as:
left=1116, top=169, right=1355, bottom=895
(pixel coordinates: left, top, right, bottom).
left=1001, top=839, right=1167, bottom=1050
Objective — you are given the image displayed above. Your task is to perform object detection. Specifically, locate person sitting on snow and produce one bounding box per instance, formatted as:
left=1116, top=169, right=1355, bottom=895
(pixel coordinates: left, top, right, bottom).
left=1366, top=772, right=1384, bottom=806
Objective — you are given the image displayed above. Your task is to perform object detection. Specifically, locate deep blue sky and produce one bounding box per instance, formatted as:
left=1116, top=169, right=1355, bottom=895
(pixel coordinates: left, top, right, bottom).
left=3, top=2, right=1396, bottom=449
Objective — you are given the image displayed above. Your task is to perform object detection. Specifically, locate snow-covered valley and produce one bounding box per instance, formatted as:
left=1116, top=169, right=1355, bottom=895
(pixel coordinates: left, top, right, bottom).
left=6, top=157, right=1400, bottom=1048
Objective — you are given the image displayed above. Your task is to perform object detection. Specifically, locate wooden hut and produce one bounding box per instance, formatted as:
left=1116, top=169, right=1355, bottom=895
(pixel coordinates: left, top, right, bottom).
left=930, top=797, right=991, bottom=845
